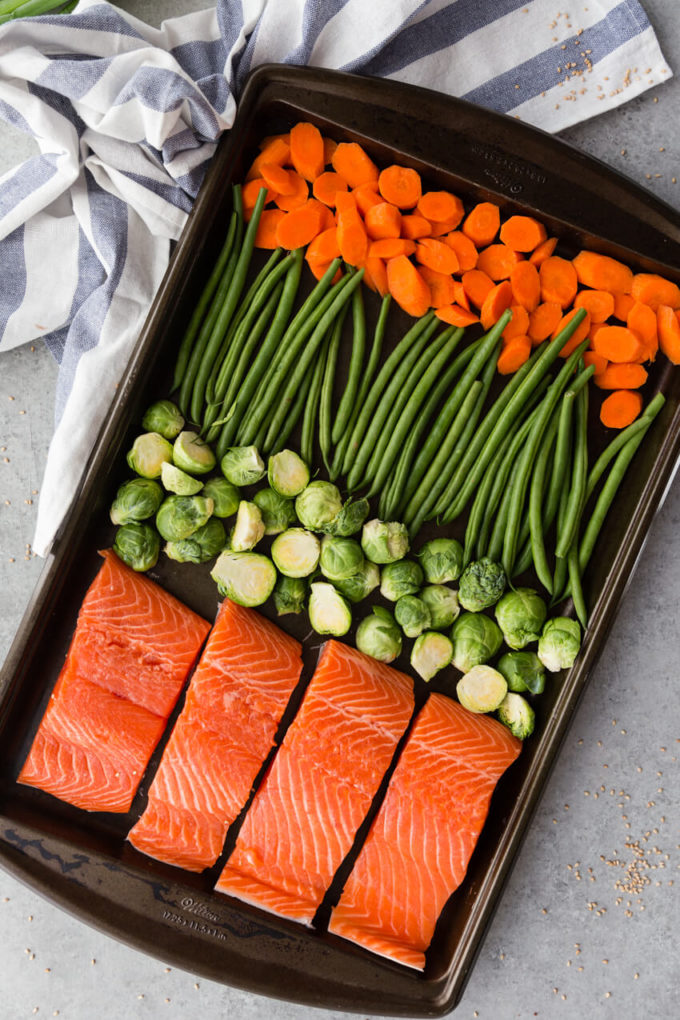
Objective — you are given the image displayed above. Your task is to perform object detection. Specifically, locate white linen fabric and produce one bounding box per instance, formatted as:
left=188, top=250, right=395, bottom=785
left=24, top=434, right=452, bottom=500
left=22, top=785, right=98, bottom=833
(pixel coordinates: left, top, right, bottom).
left=0, top=0, right=671, bottom=555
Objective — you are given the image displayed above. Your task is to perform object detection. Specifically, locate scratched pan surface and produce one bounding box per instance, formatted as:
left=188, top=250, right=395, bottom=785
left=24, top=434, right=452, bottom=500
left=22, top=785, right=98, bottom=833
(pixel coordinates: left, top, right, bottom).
left=1, top=67, right=680, bottom=1017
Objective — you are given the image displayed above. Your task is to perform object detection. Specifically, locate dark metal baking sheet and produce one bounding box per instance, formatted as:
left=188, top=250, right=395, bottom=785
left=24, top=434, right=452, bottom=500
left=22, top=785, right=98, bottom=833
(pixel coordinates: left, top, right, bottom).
left=1, top=66, right=679, bottom=1016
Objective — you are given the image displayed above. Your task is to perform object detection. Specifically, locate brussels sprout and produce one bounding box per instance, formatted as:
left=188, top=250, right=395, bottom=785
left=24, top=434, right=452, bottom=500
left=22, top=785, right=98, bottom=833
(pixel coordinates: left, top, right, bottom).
left=156, top=495, right=214, bottom=542
left=252, top=487, right=296, bottom=535
left=333, top=561, right=380, bottom=604
left=451, top=612, right=503, bottom=673
left=495, top=588, right=547, bottom=650
left=537, top=617, right=581, bottom=672
left=160, top=462, right=203, bottom=496
left=210, top=550, right=276, bottom=607
left=458, top=557, right=506, bottom=612
left=356, top=606, right=402, bottom=663
left=164, top=517, right=226, bottom=564
left=271, top=528, right=320, bottom=577
left=497, top=692, right=535, bottom=739
left=267, top=449, right=310, bottom=498
left=411, top=631, right=453, bottom=682
left=420, top=585, right=460, bottom=630
left=141, top=399, right=184, bottom=440
left=110, top=478, right=163, bottom=526
left=201, top=477, right=240, bottom=518
left=273, top=576, right=307, bottom=617
left=113, top=522, right=160, bottom=572
left=394, top=595, right=432, bottom=639
left=308, top=582, right=352, bottom=636
left=326, top=497, right=370, bottom=537
left=219, top=445, right=265, bottom=486
left=496, top=651, right=546, bottom=695
left=379, top=559, right=424, bottom=601
left=457, top=665, right=508, bottom=714
left=173, top=431, right=216, bottom=476
left=295, top=481, right=343, bottom=531
left=418, top=538, right=463, bottom=584
left=127, top=432, right=174, bottom=479
left=319, top=536, right=364, bottom=581
left=231, top=501, right=265, bottom=552
left=361, top=519, right=409, bottom=564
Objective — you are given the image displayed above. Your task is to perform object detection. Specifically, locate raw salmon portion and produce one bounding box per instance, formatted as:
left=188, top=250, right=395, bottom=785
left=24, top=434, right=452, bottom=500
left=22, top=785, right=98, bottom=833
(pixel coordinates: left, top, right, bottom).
left=18, top=550, right=210, bottom=813
left=328, top=693, right=521, bottom=970
left=215, top=640, right=414, bottom=924
left=128, top=600, right=303, bottom=872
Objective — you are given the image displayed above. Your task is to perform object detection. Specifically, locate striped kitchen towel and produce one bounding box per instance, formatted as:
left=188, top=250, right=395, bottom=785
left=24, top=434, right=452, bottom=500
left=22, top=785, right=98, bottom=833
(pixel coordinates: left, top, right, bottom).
left=0, top=0, right=671, bottom=555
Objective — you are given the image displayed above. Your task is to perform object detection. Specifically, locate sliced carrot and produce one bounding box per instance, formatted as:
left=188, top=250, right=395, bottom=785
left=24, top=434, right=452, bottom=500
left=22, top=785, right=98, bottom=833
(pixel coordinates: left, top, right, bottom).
left=364, top=202, right=402, bottom=240
left=503, top=305, right=530, bottom=341
left=415, top=238, right=459, bottom=275
left=315, top=201, right=335, bottom=231
left=529, top=236, right=558, bottom=267
left=322, top=136, right=337, bottom=166
left=246, top=137, right=290, bottom=181
left=480, top=280, right=513, bottom=331
left=352, top=183, right=381, bottom=216
left=462, top=202, right=500, bottom=248
left=600, top=390, right=643, bottom=429
left=243, top=179, right=274, bottom=220
left=275, top=202, right=324, bottom=250
left=417, top=191, right=464, bottom=228
left=627, top=301, right=658, bottom=361
left=306, top=226, right=340, bottom=263
left=306, top=256, right=342, bottom=283
left=657, top=304, right=680, bottom=363
left=418, top=265, right=457, bottom=308
left=289, top=122, right=325, bottom=182
left=258, top=133, right=289, bottom=152
left=259, top=163, right=296, bottom=196
left=363, top=256, right=389, bottom=297
left=539, top=256, right=578, bottom=307
left=583, top=350, right=608, bottom=376
left=378, top=165, right=422, bottom=209
left=401, top=215, right=432, bottom=240
left=427, top=215, right=466, bottom=238
left=368, top=238, right=416, bottom=259
left=510, top=261, right=541, bottom=312
left=444, top=231, right=478, bottom=272
left=499, top=215, right=547, bottom=253
left=553, top=308, right=591, bottom=357
left=591, top=325, right=646, bottom=364
left=452, top=280, right=471, bottom=311
left=476, top=243, right=522, bottom=282
left=386, top=255, right=431, bottom=318
left=572, top=250, right=633, bottom=294
left=435, top=304, right=479, bottom=327
left=528, top=302, right=562, bottom=343
left=335, top=192, right=368, bottom=266
left=613, top=291, right=635, bottom=321
left=254, top=209, right=286, bottom=249
left=462, top=268, right=495, bottom=309
left=312, top=171, right=349, bottom=208
left=588, top=322, right=606, bottom=345
left=574, top=288, right=615, bottom=323
left=497, top=335, right=531, bottom=375
left=332, top=142, right=379, bottom=188
left=631, top=273, right=680, bottom=311
left=594, top=363, right=648, bottom=390
left=273, top=171, right=308, bottom=212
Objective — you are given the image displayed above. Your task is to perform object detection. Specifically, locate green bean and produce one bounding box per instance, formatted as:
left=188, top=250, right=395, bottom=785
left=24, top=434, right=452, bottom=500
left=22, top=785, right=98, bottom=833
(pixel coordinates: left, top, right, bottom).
left=319, top=304, right=349, bottom=473
left=556, top=375, right=591, bottom=559
left=172, top=205, right=237, bottom=392
left=439, top=308, right=588, bottom=521
left=552, top=486, right=570, bottom=601
left=511, top=536, right=533, bottom=578
left=528, top=410, right=560, bottom=593
left=263, top=272, right=365, bottom=452
left=216, top=249, right=304, bottom=457
left=486, top=436, right=529, bottom=564
left=341, top=311, right=436, bottom=477
left=567, top=534, right=587, bottom=627
left=585, top=392, right=665, bottom=501
left=465, top=428, right=517, bottom=566
left=269, top=353, right=317, bottom=456
left=301, top=343, right=327, bottom=466
left=189, top=187, right=267, bottom=423
left=331, top=284, right=366, bottom=445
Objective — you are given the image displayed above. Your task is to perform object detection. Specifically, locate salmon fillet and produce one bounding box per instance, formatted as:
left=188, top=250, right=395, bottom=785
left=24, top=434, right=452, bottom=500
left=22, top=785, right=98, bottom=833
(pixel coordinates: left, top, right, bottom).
left=18, top=550, right=210, bottom=813
left=127, top=600, right=303, bottom=872
left=328, top=693, right=522, bottom=970
left=215, top=640, right=414, bottom=924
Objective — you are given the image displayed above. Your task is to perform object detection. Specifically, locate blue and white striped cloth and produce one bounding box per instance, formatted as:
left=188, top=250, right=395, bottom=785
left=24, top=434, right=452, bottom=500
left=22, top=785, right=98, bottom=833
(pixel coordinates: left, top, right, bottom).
left=0, top=0, right=670, bottom=555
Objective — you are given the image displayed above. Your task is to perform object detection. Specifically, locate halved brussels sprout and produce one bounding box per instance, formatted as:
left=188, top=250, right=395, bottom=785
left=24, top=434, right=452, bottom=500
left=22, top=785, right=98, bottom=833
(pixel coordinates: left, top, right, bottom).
left=156, top=495, right=214, bottom=542
left=273, top=576, right=307, bottom=616
left=231, top=501, right=265, bottom=552
left=308, top=582, right=352, bottom=636
left=394, top=595, right=431, bottom=639
left=110, top=478, right=163, bottom=526
left=160, top=462, right=203, bottom=496
left=496, top=651, right=546, bottom=695
left=417, top=538, right=463, bottom=584
left=113, top=522, right=160, bottom=572
left=268, top=449, right=310, bottom=498
left=458, top=558, right=506, bottom=612
left=497, top=692, right=535, bottom=739
left=326, top=497, right=370, bottom=537
left=379, top=559, right=423, bottom=601
left=295, top=481, right=343, bottom=532
left=355, top=606, right=402, bottom=663
left=201, top=477, right=240, bottom=518
left=254, top=487, right=296, bottom=535
left=456, top=665, right=508, bottom=714
left=141, top=400, right=184, bottom=440
left=211, top=550, right=276, bottom=607
left=127, top=432, right=174, bottom=479
left=173, top=431, right=216, bottom=475
left=333, top=561, right=381, bottom=604
left=537, top=617, right=581, bottom=672
left=411, top=631, right=453, bottom=682
left=319, top=536, right=364, bottom=581
left=420, top=585, right=460, bottom=630
left=451, top=612, right=503, bottom=673
left=164, top=517, right=226, bottom=564
left=495, top=588, right=547, bottom=650
left=220, top=445, right=265, bottom=486
left=360, top=519, right=409, bottom=564
left=271, top=528, right=320, bottom=577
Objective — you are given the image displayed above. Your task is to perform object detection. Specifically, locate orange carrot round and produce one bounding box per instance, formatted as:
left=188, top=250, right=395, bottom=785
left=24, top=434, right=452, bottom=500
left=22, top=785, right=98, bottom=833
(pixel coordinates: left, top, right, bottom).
left=290, top=121, right=325, bottom=182
left=332, top=142, right=379, bottom=188
left=254, top=209, right=286, bottom=249
left=583, top=350, right=608, bottom=376
left=631, top=273, right=680, bottom=311
left=657, top=304, right=680, bottom=363
left=510, top=261, right=541, bottom=312
left=387, top=256, right=432, bottom=317
left=503, top=305, right=530, bottom=341
left=378, top=165, right=422, bottom=209
left=352, top=183, right=382, bottom=216
left=528, top=302, right=562, bottom=342
left=364, top=202, right=402, bottom=240
left=418, top=265, right=457, bottom=308
left=591, top=325, right=646, bottom=364
left=476, top=244, right=522, bottom=282
left=259, top=163, right=296, bottom=195
left=462, top=269, right=495, bottom=309
left=363, top=256, right=389, bottom=297
left=539, top=255, right=578, bottom=307
left=529, top=236, right=558, bottom=266
left=594, top=363, right=648, bottom=390
left=452, top=280, right=471, bottom=311
left=415, top=238, right=459, bottom=275
left=246, top=136, right=291, bottom=181
left=306, top=226, right=341, bottom=263
left=497, top=335, right=531, bottom=375
left=574, top=288, right=615, bottom=323
left=368, top=238, right=416, bottom=259
left=480, top=280, right=513, bottom=331
left=243, top=179, right=273, bottom=220
left=335, top=192, right=368, bottom=266
left=275, top=202, right=323, bottom=250
left=552, top=307, right=591, bottom=356
left=401, top=215, right=432, bottom=240
left=499, top=215, right=547, bottom=253
left=312, top=171, right=348, bottom=207
left=322, top=136, right=337, bottom=166
left=417, top=191, right=464, bottom=228
left=600, top=390, right=643, bottom=429
left=444, top=231, right=478, bottom=271
left=572, top=250, right=633, bottom=294
left=462, top=202, right=500, bottom=248
left=273, top=172, right=308, bottom=212
left=627, top=300, right=658, bottom=361
left=435, top=304, right=479, bottom=327
left=613, top=291, right=635, bottom=321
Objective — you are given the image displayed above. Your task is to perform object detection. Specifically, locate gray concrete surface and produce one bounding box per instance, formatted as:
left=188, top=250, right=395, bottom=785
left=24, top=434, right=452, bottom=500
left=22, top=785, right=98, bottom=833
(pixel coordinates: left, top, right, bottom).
left=1, top=1, right=679, bottom=1018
